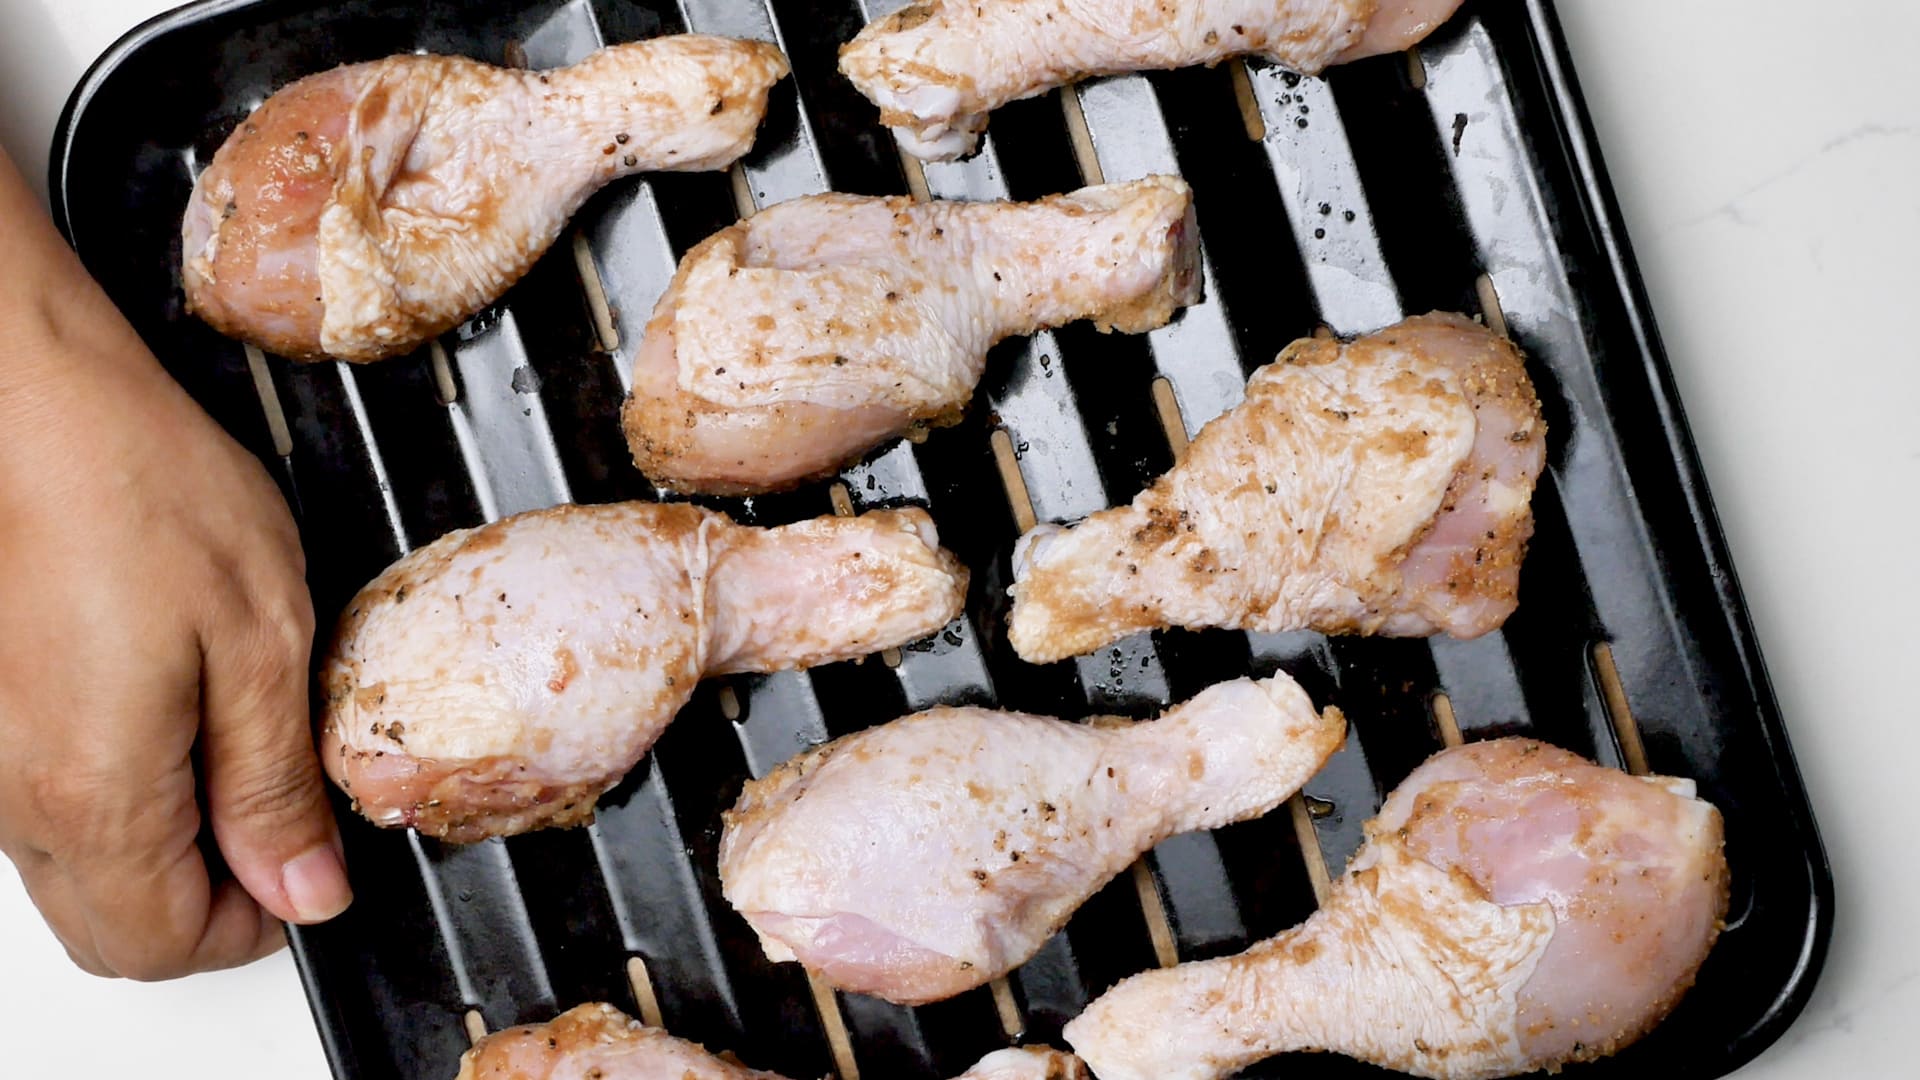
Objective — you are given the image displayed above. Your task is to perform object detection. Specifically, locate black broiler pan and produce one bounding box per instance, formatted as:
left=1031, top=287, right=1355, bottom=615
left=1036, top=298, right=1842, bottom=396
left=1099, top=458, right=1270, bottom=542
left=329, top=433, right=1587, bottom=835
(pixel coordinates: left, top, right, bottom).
left=50, top=1, right=1831, bottom=1077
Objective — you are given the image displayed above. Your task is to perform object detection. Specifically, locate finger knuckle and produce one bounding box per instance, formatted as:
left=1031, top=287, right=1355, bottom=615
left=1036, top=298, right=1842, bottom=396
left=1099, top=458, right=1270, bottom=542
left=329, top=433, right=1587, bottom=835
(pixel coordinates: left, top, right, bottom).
left=98, top=939, right=190, bottom=982
left=19, top=759, right=101, bottom=844
left=270, top=515, right=307, bottom=574
left=248, top=587, right=316, bottom=675
left=223, top=757, right=323, bottom=826
left=61, top=944, right=115, bottom=980
left=266, top=581, right=316, bottom=640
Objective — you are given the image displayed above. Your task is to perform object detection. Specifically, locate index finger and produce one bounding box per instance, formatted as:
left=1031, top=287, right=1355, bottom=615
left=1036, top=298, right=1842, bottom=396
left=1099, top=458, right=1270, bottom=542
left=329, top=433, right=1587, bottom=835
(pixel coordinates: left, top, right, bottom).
left=62, top=815, right=287, bottom=980
left=42, top=701, right=287, bottom=980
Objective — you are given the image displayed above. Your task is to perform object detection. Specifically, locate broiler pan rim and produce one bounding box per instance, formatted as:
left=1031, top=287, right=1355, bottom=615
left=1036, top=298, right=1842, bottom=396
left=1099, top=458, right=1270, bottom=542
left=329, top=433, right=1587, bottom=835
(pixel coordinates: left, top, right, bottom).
left=50, top=0, right=1830, bottom=1077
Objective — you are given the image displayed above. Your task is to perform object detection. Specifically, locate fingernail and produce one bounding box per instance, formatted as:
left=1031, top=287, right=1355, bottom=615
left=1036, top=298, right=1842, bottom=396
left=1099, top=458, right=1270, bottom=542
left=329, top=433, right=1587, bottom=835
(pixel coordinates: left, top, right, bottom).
left=282, top=844, right=353, bottom=923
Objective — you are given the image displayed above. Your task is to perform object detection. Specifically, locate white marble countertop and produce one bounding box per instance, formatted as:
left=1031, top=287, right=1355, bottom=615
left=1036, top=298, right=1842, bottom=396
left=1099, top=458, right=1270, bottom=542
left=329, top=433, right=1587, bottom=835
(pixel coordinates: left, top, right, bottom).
left=0, top=1, right=1912, bottom=1077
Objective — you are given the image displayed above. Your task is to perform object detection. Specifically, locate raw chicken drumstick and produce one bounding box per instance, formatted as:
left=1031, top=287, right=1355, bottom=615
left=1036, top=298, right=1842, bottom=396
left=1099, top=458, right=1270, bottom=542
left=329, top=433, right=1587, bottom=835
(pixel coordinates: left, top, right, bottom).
left=955, top=1048, right=1089, bottom=1080
left=623, top=176, right=1198, bottom=494
left=320, top=501, right=966, bottom=842
left=1009, top=312, right=1544, bottom=661
left=183, top=35, right=788, bottom=361
left=455, top=1002, right=1087, bottom=1079
left=456, top=1005, right=786, bottom=1080
left=720, top=674, right=1344, bottom=1004
left=1065, top=738, right=1730, bottom=1080
left=843, top=0, right=1466, bottom=160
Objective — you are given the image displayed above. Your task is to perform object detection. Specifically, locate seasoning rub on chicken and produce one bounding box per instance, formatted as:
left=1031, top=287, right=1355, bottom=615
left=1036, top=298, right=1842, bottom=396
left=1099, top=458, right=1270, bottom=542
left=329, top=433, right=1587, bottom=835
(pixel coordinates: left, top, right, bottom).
left=455, top=1003, right=1087, bottom=1080
left=320, top=501, right=966, bottom=842
left=1009, top=313, right=1545, bottom=662
left=1066, top=738, right=1730, bottom=1080
left=843, top=0, right=1466, bottom=160
left=719, top=675, right=1343, bottom=1004
left=183, top=35, right=788, bottom=362
left=623, top=176, right=1198, bottom=494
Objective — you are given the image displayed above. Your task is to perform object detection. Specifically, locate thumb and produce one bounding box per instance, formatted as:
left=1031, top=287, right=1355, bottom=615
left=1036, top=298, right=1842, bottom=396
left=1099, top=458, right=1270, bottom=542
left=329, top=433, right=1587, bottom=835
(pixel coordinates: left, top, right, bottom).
left=200, top=591, right=353, bottom=925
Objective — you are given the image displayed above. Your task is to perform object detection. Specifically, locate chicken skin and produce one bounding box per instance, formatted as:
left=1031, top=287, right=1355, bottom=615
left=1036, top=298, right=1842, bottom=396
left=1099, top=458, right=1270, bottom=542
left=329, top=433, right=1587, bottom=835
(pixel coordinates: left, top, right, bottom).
left=1064, top=738, right=1730, bottom=1080
left=183, top=36, right=787, bottom=361
left=1009, top=313, right=1544, bottom=662
left=843, top=0, right=1465, bottom=160
left=455, top=1002, right=1085, bottom=1079
left=456, top=1003, right=786, bottom=1080
left=719, top=675, right=1344, bottom=1004
left=320, top=502, right=966, bottom=842
left=955, top=1047, right=1089, bottom=1080
left=622, top=177, right=1198, bottom=494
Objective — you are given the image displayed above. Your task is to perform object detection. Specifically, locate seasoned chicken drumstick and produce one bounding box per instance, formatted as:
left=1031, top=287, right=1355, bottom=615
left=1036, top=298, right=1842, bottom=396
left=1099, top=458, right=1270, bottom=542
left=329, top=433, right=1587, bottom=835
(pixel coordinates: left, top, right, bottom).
left=457, top=1004, right=787, bottom=1080
left=320, top=502, right=966, bottom=842
left=1010, top=313, right=1544, bottom=661
left=1066, top=738, right=1730, bottom=1080
left=457, top=1002, right=1086, bottom=1079
left=720, top=675, right=1344, bottom=1004
left=956, top=1048, right=1089, bottom=1080
left=844, top=0, right=1465, bottom=160
left=623, top=176, right=1197, bottom=494
left=183, top=36, right=788, bottom=361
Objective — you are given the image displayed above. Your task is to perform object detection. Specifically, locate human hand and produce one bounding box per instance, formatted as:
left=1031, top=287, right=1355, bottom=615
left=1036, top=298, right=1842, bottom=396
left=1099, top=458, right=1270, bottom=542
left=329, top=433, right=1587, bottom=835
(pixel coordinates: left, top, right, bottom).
left=0, top=147, right=351, bottom=979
